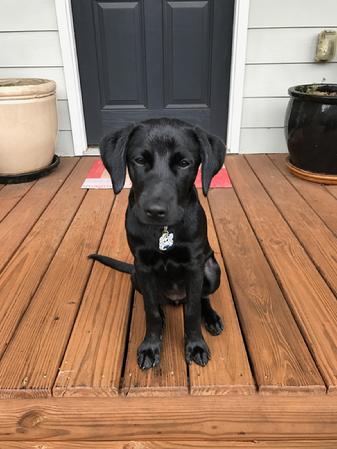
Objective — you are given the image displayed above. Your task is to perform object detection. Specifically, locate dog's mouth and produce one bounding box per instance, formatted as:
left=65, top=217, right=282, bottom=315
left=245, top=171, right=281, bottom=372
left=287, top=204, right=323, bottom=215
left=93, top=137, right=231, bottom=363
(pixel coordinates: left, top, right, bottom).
left=137, top=215, right=179, bottom=227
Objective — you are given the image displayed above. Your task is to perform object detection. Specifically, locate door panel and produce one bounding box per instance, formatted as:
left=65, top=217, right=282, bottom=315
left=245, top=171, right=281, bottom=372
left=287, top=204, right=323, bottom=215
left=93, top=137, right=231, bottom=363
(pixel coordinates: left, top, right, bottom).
left=163, top=1, right=211, bottom=107
left=72, top=0, right=234, bottom=144
left=93, top=1, right=147, bottom=107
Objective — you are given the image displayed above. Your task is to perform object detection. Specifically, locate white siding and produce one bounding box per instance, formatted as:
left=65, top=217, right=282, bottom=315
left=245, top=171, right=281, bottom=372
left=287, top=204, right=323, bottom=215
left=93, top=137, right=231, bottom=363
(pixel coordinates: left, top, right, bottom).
left=247, top=28, right=337, bottom=64
left=57, top=100, right=71, bottom=131
left=240, top=0, right=337, bottom=154
left=240, top=128, right=287, bottom=154
left=0, top=67, right=67, bottom=99
left=248, top=0, right=337, bottom=28
left=242, top=98, right=289, bottom=128
left=3, top=0, right=337, bottom=156
left=244, top=63, right=337, bottom=97
left=0, top=0, right=58, bottom=31
left=0, top=32, right=62, bottom=67
left=0, top=0, right=74, bottom=155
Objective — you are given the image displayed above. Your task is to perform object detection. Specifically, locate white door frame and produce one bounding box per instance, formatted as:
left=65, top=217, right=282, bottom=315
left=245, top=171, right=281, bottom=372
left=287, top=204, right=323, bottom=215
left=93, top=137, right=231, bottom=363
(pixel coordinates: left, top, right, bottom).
left=55, top=0, right=87, bottom=156
left=56, top=0, right=250, bottom=155
left=227, top=0, right=250, bottom=153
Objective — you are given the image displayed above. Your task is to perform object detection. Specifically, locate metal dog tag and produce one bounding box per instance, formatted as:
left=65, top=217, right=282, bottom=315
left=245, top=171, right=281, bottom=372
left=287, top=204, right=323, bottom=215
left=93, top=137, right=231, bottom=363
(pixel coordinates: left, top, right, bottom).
left=159, top=226, right=174, bottom=251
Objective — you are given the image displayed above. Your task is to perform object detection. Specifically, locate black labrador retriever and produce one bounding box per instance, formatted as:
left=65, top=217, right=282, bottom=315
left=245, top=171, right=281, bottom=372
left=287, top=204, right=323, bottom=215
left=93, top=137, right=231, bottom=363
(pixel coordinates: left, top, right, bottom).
left=90, top=118, right=226, bottom=369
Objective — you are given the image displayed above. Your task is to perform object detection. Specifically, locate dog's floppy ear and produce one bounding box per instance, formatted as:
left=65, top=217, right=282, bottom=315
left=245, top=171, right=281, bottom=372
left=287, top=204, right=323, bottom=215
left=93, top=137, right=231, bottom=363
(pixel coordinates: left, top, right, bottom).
left=99, top=124, right=136, bottom=194
left=194, top=126, right=226, bottom=196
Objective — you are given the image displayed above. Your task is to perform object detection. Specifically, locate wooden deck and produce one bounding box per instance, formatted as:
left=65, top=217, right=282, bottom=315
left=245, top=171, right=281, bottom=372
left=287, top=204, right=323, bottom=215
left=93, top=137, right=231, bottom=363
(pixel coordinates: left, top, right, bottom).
left=0, top=154, right=336, bottom=447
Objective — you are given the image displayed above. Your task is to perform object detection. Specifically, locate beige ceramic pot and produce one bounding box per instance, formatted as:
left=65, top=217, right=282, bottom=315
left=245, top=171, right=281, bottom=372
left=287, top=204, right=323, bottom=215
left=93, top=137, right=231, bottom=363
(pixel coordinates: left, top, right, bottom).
left=0, top=78, right=57, bottom=175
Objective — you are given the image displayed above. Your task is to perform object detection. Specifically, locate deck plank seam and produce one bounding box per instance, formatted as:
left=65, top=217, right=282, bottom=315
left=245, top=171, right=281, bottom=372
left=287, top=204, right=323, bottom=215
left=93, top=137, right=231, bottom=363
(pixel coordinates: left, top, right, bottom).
left=205, top=196, right=258, bottom=393
left=242, top=156, right=333, bottom=391
left=182, top=302, right=192, bottom=395
left=0, top=158, right=81, bottom=278
left=229, top=157, right=328, bottom=392
left=50, top=191, right=117, bottom=397
left=0, top=175, right=89, bottom=376
left=325, top=186, right=337, bottom=200
left=245, top=155, right=337, bottom=298
left=267, top=155, right=337, bottom=239
left=118, top=287, right=136, bottom=395
left=0, top=181, right=37, bottom=224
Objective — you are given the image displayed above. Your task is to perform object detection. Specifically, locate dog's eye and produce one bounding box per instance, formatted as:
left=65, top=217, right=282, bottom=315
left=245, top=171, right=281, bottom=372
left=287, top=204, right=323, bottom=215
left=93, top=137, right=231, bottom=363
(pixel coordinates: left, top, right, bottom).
left=134, top=157, right=146, bottom=166
left=178, top=159, right=190, bottom=168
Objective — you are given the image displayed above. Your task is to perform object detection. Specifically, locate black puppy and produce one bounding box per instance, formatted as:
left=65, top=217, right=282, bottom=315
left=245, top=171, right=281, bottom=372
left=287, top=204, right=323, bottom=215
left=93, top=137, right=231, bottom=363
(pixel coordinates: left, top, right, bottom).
left=90, top=118, right=226, bottom=369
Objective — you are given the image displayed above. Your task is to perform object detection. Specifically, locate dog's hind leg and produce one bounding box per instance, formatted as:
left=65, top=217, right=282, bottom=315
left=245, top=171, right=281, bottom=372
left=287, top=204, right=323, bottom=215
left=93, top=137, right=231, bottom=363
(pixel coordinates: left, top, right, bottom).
left=202, top=297, right=224, bottom=336
left=201, top=254, right=223, bottom=336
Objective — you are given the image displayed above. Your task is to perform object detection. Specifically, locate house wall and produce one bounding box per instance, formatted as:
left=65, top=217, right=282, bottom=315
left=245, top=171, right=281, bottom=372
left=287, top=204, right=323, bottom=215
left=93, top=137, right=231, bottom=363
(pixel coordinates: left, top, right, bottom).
left=0, top=0, right=74, bottom=155
left=2, top=0, right=337, bottom=156
left=240, top=0, right=337, bottom=153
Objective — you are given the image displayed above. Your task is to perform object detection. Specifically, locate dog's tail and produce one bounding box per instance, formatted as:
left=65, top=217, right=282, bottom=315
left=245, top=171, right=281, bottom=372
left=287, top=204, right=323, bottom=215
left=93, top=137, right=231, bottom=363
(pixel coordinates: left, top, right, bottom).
left=89, top=254, right=133, bottom=274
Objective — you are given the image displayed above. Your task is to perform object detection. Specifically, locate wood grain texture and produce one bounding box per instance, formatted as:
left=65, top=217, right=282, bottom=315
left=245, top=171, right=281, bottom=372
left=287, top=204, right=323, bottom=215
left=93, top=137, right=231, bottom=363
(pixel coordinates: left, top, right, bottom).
left=0, top=189, right=113, bottom=398
left=326, top=185, right=337, bottom=200
left=0, top=158, right=92, bottom=360
left=0, top=182, right=35, bottom=222
left=0, top=396, right=336, bottom=441
left=122, top=293, right=188, bottom=397
left=0, top=158, right=77, bottom=271
left=53, top=191, right=133, bottom=397
left=2, top=440, right=337, bottom=448
left=269, top=154, right=337, bottom=236
left=246, top=154, right=337, bottom=297
left=208, top=188, right=325, bottom=394
left=226, top=156, right=337, bottom=394
left=188, top=194, right=255, bottom=395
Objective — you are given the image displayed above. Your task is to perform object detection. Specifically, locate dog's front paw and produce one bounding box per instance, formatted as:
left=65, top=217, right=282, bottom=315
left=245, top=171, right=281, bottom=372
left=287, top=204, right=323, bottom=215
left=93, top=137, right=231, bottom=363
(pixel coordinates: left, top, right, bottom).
left=137, top=339, right=161, bottom=370
left=185, top=337, right=211, bottom=367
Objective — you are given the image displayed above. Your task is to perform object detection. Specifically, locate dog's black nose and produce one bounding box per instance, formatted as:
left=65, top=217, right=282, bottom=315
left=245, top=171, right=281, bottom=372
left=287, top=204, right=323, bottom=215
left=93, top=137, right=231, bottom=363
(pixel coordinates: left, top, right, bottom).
left=145, top=204, right=167, bottom=220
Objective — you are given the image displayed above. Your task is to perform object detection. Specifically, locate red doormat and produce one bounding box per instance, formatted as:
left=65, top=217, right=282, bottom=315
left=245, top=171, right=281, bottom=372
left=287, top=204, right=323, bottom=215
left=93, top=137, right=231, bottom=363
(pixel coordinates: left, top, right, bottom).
left=82, top=160, right=232, bottom=189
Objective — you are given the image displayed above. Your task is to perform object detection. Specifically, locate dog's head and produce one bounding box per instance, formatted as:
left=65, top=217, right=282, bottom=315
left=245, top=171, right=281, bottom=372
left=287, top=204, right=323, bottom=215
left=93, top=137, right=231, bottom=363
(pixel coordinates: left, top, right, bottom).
left=100, top=118, right=226, bottom=225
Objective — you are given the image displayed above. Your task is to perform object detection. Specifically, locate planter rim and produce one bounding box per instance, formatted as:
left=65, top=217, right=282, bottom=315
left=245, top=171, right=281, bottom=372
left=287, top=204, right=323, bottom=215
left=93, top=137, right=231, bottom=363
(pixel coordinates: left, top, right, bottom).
left=288, top=83, right=337, bottom=103
left=0, top=78, right=56, bottom=100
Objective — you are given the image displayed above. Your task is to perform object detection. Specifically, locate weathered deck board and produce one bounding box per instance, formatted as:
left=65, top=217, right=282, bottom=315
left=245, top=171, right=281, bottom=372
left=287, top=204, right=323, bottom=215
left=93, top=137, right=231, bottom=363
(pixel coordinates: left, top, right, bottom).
left=226, top=155, right=337, bottom=394
left=269, top=154, right=337, bottom=236
left=188, top=194, right=255, bottom=395
left=247, top=154, right=337, bottom=297
left=0, top=189, right=113, bottom=398
left=208, top=188, right=325, bottom=394
left=122, top=293, right=188, bottom=397
left=0, top=158, right=78, bottom=271
left=0, top=158, right=92, bottom=360
left=326, top=185, right=337, bottom=200
left=0, top=396, right=336, bottom=441
left=0, top=182, right=35, bottom=222
left=0, top=155, right=337, bottom=443
left=3, top=440, right=337, bottom=448
left=53, top=191, right=133, bottom=397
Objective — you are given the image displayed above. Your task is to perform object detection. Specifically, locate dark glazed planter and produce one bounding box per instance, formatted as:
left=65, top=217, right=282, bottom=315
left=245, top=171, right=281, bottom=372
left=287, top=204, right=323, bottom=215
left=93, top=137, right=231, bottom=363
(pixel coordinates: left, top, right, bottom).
left=285, top=84, right=337, bottom=183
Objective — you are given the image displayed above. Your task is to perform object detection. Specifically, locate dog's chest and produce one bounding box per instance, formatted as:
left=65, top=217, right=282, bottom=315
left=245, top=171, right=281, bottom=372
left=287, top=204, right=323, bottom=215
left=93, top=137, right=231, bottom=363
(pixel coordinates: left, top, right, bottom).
left=137, top=245, right=191, bottom=272
left=138, top=247, right=190, bottom=304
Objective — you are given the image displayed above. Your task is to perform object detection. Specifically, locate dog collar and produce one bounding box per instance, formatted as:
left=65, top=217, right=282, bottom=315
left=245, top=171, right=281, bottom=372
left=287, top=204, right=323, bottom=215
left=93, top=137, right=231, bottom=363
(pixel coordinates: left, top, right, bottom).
left=159, top=226, right=174, bottom=251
